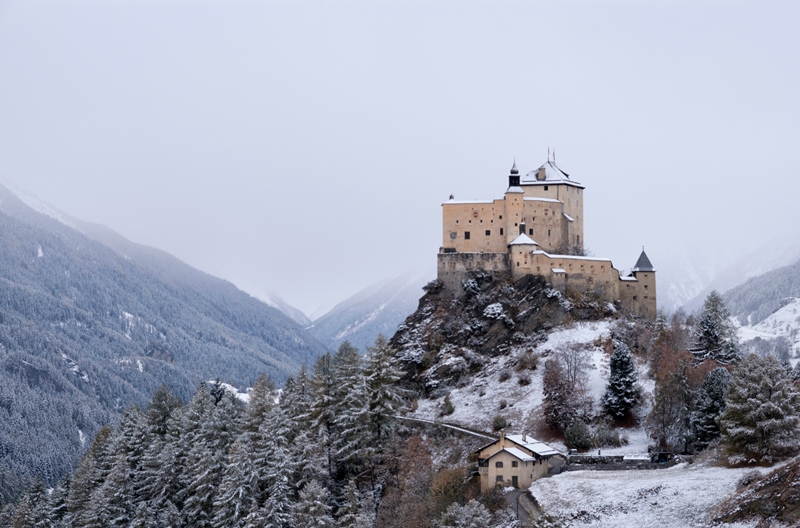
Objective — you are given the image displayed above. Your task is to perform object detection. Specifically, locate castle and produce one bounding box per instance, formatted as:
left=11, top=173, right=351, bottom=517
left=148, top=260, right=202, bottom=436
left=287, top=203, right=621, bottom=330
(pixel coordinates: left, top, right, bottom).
left=437, top=158, right=656, bottom=318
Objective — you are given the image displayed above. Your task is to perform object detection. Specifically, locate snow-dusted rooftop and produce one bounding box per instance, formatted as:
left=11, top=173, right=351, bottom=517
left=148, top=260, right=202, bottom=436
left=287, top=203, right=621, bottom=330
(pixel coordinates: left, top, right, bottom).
left=523, top=197, right=561, bottom=203
left=502, top=447, right=535, bottom=462
left=531, top=250, right=613, bottom=263
left=505, top=434, right=561, bottom=457
left=521, top=160, right=584, bottom=188
left=509, top=233, right=537, bottom=246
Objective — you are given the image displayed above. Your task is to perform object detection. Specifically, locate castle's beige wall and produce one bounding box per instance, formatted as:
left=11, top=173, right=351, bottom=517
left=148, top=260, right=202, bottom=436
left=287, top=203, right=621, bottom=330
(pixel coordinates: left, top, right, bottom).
left=619, top=271, right=656, bottom=318
left=437, top=252, right=510, bottom=294
left=441, top=199, right=509, bottom=253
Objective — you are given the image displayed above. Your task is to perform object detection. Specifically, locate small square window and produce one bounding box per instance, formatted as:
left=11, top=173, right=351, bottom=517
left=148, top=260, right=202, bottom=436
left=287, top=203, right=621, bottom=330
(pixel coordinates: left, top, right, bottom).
left=499, top=215, right=503, bottom=219
left=544, top=185, right=549, bottom=191
left=485, top=230, right=491, bottom=236
left=511, top=461, right=518, bottom=467
left=465, top=232, right=471, bottom=240
left=495, top=461, right=503, bottom=468
left=496, top=475, right=504, bottom=482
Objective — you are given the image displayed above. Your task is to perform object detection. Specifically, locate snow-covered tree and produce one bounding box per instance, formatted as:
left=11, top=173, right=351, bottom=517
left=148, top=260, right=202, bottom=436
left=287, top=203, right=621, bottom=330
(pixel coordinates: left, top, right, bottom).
left=435, top=500, right=493, bottom=528
left=690, top=291, right=739, bottom=364
left=293, top=480, right=334, bottom=527
left=690, top=366, right=731, bottom=451
left=602, top=340, right=641, bottom=421
left=363, top=335, right=405, bottom=444
left=719, top=354, right=800, bottom=464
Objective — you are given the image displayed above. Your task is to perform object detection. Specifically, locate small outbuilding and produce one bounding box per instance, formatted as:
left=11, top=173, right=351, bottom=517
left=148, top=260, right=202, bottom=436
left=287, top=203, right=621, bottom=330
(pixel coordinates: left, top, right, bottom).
left=474, top=432, right=565, bottom=491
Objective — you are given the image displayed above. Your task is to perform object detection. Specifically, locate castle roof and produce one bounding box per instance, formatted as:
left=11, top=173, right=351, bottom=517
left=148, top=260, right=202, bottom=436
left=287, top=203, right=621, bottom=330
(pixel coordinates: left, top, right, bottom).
left=522, top=160, right=584, bottom=188
left=631, top=249, right=655, bottom=272
left=509, top=233, right=537, bottom=246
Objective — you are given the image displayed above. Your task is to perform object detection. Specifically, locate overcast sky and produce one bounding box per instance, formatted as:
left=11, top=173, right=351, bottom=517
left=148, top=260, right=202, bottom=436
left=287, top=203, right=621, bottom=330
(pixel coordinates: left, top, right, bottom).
left=1, top=1, right=798, bottom=316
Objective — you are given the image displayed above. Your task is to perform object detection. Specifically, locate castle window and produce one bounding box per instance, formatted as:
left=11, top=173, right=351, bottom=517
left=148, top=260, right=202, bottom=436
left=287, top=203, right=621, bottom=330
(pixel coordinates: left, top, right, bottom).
left=480, top=219, right=483, bottom=223
left=469, top=220, right=472, bottom=224
left=496, top=462, right=503, bottom=468
left=500, top=228, right=504, bottom=235
left=456, top=220, right=459, bottom=224
left=512, top=461, right=519, bottom=467
left=633, top=296, right=638, bottom=301
left=485, top=230, right=491, bottom=236
left=465, top=232, right=471, bottom=240
left=644, top=285, right=648, bottom=289
left=544, top=185, right=549, bottom=191
left=548, top=229, right=551, bottom=237
left=529, top=228, right=534, bottom=236
left=499, top=215, right=503, bottom=219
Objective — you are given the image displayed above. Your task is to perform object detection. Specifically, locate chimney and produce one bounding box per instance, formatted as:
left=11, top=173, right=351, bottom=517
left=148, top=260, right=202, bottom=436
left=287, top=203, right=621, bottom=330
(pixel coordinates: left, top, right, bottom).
left=522, top=434, right=527, bottom=442
left=499, top=431, right=505, bottom=447
left=536, top=167, right=546, bottom=181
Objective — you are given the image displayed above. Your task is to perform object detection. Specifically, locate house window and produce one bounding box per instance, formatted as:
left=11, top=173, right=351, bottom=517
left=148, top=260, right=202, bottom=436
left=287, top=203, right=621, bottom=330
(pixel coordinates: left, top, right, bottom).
left=495, top=461, right=503, bottom=468
left=512, top=461, right=518, bottom=467
left=496, top=475, right=504, bottom=482
left=485, top=230, right=491, bottom=236
left=465, top=232, right=471, bottom=240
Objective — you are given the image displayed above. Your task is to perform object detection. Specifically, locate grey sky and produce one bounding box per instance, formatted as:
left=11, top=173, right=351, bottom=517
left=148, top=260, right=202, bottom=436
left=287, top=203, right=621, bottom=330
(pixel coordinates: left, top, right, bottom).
left=1, top=1, right=798, bottom=316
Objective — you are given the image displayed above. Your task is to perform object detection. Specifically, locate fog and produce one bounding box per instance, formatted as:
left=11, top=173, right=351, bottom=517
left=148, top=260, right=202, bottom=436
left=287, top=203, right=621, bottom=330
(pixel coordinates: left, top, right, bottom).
left=1, top=1, right=798, bottom=316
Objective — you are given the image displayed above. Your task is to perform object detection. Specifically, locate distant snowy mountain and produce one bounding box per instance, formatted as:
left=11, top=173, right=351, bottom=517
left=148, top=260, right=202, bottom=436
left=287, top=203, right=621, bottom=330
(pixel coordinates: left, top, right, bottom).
left=0, top=183, right=328, bottom=488
left=681, top=237, right=800, bottom=314
left=307, top=272, right=432, bottom=352
left=656, top=254, right=718, bottom=313
left=738, top=297, right=800, bottom=358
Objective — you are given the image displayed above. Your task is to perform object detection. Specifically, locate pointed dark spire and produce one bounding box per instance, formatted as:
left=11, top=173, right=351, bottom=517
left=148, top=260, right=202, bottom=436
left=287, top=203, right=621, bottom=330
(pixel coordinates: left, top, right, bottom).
left=508, top=160, right=520, bottom=188
left=632, top=248, right=655, bottom=272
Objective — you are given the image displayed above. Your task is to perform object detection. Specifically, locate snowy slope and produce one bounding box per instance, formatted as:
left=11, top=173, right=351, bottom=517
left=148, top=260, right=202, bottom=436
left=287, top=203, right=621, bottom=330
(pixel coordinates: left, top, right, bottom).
left=737, top=297, right=800, bottom=357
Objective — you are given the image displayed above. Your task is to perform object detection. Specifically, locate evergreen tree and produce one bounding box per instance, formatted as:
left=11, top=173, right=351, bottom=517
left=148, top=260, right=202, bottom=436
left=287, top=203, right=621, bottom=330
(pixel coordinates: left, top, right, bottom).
left=363, top=335, right=405, bottom=444
left=293, top=480, right=334, bottom=527
left=66, top=425, right=114, bottom=524
left=719, top=354, right=800, bottom=464
left=690, top=291, right=740, bottom=364
left=602, top=340, right=641, bottom=421
left=84, top=453, right=133, bottom=528
left=690, top=366, right=731, bottom=451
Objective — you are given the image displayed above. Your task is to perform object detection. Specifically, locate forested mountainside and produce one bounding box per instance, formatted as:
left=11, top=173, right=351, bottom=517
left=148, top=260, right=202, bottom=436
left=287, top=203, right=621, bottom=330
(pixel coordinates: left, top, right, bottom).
left=0, top=184, right=328, bottom=494
left=308, top=273, right=430, bottom=352
left=723, top=258, right=800, bottom=325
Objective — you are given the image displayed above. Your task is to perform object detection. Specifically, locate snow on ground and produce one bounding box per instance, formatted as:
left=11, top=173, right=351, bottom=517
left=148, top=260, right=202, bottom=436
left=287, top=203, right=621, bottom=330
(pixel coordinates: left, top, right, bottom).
left=531, top=462, right=762, bottom=528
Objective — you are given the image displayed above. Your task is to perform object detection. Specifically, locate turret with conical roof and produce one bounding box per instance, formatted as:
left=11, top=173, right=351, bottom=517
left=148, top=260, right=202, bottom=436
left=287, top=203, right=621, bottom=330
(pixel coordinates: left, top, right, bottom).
left=628, top=247, right=656, bottom=318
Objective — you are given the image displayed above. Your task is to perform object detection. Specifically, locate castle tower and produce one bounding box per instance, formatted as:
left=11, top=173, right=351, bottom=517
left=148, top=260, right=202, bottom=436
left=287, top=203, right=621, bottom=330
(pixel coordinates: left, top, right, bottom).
left=520, top=160, right=585, bottom=252
left=630, top=249, right=656, bottom=318
left=505, top=162, right=524, bottom=246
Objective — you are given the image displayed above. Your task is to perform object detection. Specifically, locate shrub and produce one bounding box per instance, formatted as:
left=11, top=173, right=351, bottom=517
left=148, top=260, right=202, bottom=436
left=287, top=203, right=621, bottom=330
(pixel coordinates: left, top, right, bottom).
left=441, top=394, right=455, bottom=416
left=498, top=400, right=507, bottom=410
left=564, top=421, right=593, bottom=451
left=492, top=415, right=508, bottom=431
left=498, top=370, right=511, bottom=382
left=515, top=351, right=539, bottom=371
left=518, top=374, right=531, bottom=386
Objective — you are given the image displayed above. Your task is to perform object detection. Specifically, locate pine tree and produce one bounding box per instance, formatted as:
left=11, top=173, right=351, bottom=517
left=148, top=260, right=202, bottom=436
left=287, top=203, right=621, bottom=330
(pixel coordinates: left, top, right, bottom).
left=690, top=291, right=740, bottom=364
left=602, top=340, right=641, bottom=421
left=719, top=354, right=800, bottom=464
left=690, top=366, right=731, bottom=451
left=293, top=480, right=334, bottom=527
